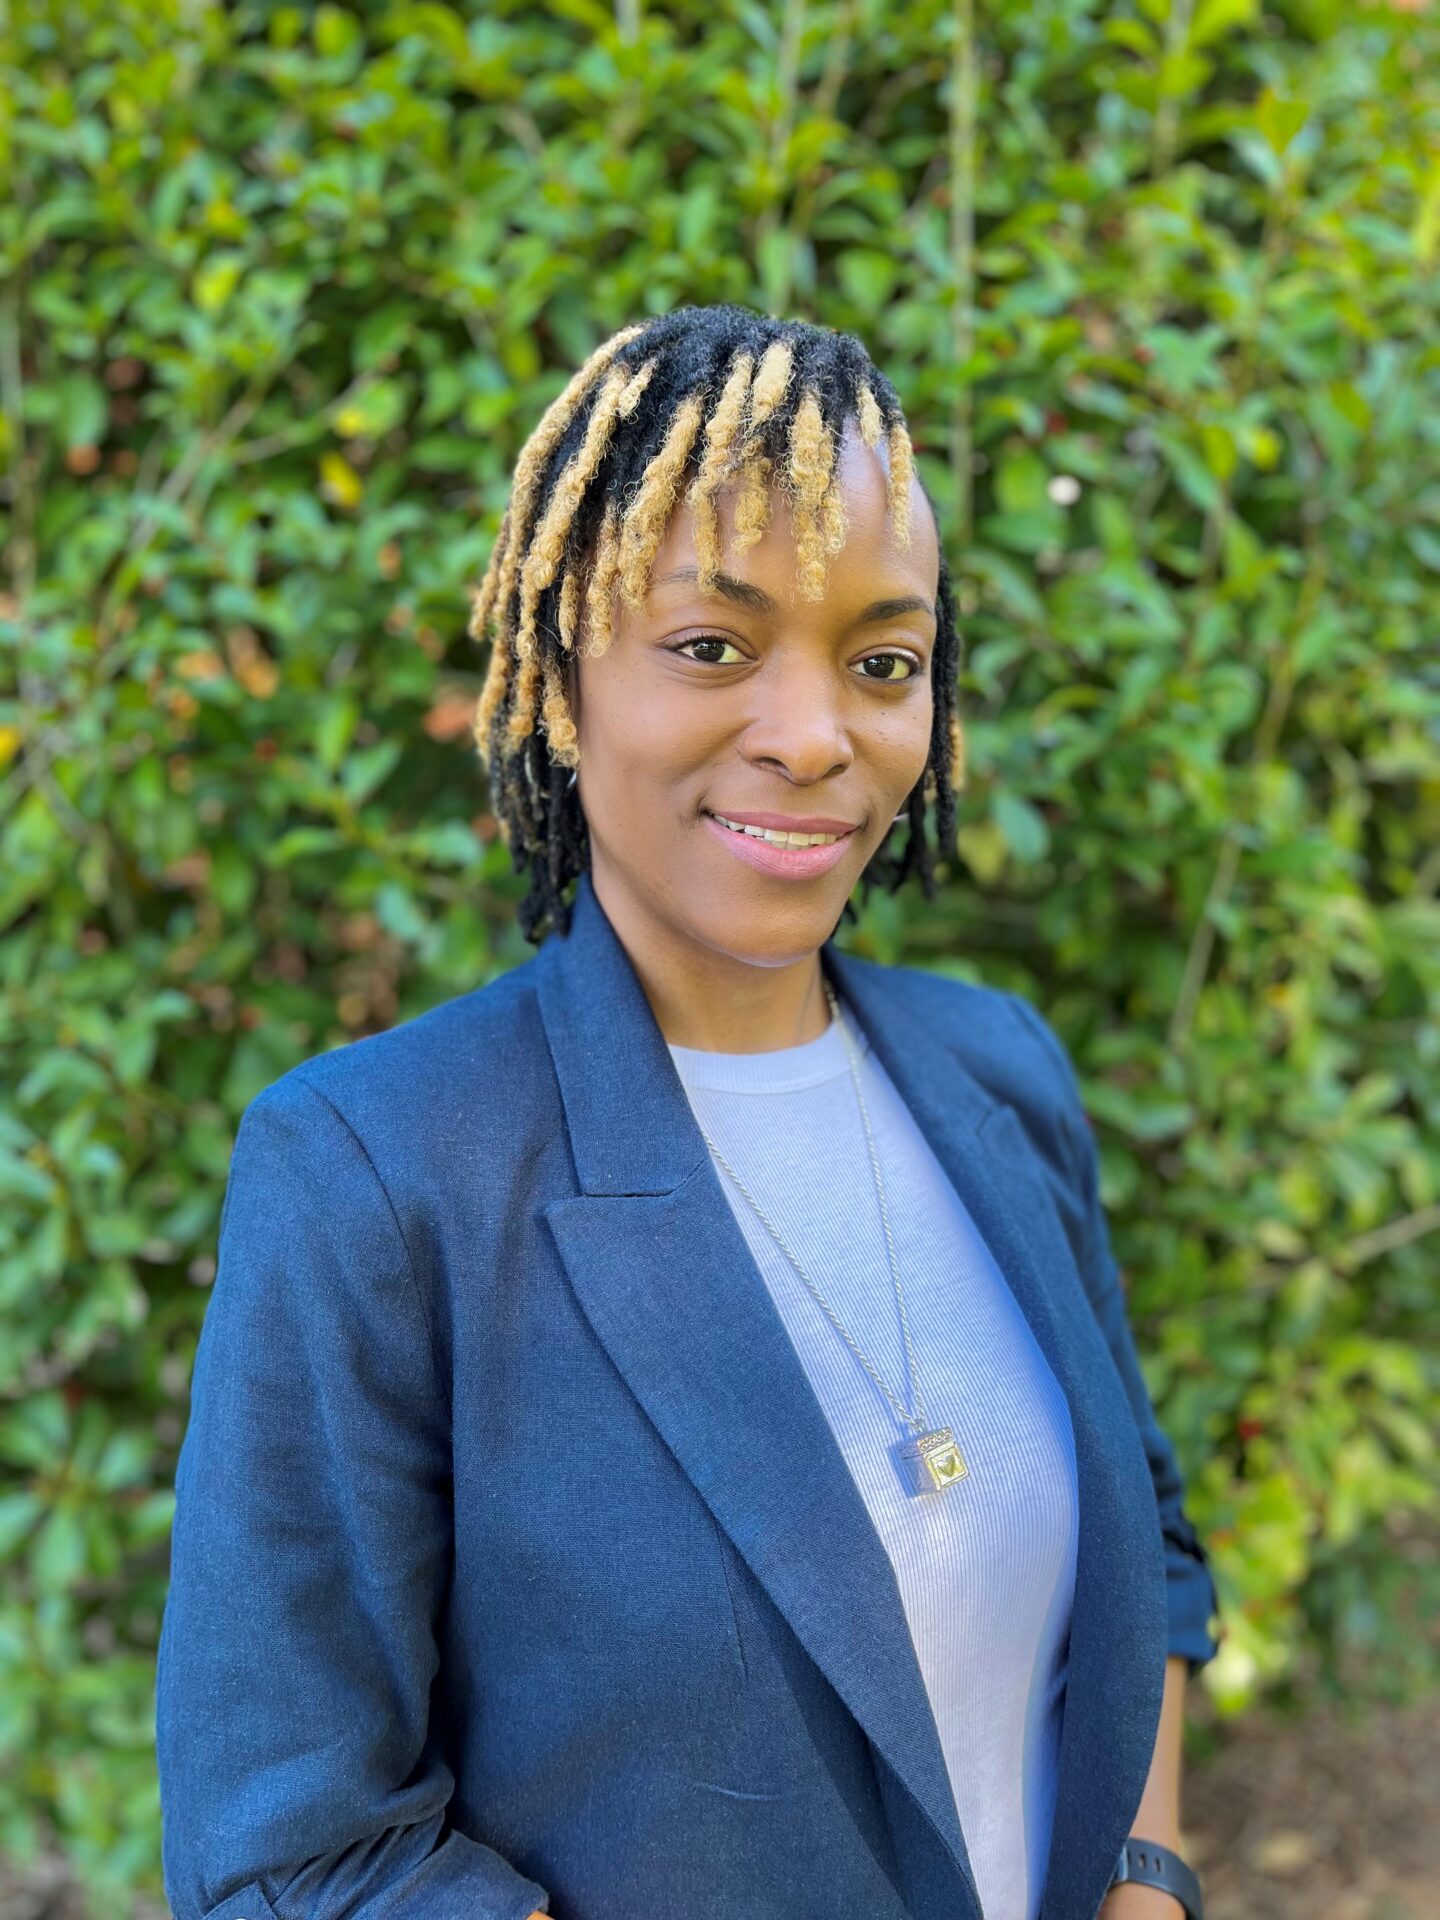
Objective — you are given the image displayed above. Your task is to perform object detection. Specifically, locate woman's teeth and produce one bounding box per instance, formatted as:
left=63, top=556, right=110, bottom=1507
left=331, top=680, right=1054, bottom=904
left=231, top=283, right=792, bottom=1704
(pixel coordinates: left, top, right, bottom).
left=709, top=812, right=844, bottom=848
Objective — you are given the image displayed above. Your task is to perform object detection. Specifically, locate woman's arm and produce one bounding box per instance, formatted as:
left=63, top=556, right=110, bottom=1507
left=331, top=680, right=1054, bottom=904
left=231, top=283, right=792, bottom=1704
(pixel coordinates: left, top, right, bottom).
left=156, top=1074, right=550, bottom=1920
left=1002, top=998, right=1217, bottom=1913
left=1004, top=993, right=1223, bottom=1675
left=1100, top=1655, right=1191, bottom=1917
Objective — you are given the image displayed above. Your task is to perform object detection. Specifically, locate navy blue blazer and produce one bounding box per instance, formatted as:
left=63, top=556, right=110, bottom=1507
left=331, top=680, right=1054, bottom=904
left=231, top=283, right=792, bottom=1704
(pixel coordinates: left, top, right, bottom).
left=156, top=869, right=1220, bottom=1920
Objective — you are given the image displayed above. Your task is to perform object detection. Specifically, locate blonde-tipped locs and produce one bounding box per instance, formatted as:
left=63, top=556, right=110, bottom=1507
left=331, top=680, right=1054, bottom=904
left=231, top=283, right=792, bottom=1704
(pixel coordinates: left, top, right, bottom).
left=465, top=304, right=965, bottom=942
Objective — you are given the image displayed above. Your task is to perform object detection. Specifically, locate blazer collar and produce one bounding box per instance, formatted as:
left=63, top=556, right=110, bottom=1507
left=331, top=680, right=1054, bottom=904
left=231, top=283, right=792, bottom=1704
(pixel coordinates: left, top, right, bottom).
left=533, top=870, right=998, bottom=1197
left=533, top=871, right=1167, bottom=1920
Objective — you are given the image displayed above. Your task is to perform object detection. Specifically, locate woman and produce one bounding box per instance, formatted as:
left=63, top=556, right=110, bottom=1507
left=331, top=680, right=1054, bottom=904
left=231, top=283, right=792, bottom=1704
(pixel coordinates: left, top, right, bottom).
left=156, top=305, right=1220, bottom=1920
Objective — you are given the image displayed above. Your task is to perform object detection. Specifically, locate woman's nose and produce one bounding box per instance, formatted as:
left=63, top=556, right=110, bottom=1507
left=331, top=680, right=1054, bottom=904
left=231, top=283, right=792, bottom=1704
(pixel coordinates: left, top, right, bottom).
left=737, top=663, right=855, bottom=785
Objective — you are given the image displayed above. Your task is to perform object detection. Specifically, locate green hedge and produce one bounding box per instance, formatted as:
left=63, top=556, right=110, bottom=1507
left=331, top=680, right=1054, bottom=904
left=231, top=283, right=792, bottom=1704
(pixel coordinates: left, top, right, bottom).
left=2, top=0, right=1437, bottom=1909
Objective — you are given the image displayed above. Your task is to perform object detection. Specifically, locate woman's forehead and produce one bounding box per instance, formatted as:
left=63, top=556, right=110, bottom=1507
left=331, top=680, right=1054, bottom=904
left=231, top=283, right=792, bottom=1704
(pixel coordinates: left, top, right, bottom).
left=647, top=426, right=938, bottom=602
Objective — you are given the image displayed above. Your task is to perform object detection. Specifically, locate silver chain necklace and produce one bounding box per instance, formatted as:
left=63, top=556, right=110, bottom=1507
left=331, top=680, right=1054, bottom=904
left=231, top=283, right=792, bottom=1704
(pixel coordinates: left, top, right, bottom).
left=692, top=975, right=970, bottom=1497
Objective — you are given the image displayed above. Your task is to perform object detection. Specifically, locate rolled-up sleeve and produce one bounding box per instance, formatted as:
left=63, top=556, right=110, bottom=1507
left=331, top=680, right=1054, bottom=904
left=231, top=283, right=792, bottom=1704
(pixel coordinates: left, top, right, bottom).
left=156, top=1073, right=549, bottom=1920
left=1005, top=994, right=1223, bottom=1674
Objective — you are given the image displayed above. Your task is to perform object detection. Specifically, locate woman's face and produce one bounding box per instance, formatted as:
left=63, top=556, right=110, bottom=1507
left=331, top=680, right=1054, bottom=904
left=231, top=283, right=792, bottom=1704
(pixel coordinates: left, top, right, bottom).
left=570, top=416, right=941, bottom=973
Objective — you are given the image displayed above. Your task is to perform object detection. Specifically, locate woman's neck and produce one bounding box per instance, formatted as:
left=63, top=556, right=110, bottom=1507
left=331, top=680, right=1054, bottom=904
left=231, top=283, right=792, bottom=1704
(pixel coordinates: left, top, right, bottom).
left=592, top=871, right=833, bottom=1053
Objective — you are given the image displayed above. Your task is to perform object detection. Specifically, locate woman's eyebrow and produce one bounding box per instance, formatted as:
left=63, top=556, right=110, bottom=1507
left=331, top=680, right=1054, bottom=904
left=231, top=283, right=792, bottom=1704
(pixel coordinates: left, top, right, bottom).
left=653, top=566, right=934, bottom=625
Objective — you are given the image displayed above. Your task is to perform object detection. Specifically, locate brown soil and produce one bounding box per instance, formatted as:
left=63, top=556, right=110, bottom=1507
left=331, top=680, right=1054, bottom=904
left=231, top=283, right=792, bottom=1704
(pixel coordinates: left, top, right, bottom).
left=1181, top=1687, right=1440, bottom=1920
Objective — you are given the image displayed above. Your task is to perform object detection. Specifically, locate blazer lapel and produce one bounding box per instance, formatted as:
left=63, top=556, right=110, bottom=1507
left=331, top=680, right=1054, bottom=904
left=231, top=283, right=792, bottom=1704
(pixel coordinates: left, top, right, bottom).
left=535, top=874, right=1167, bottom=1920
left=535, top=875, right=981, bottom=1919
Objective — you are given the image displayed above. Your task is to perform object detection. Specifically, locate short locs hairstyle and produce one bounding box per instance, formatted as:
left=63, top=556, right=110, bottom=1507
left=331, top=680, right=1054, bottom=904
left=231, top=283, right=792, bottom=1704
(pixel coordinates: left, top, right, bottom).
left=467, top=303, right=967, bottom=943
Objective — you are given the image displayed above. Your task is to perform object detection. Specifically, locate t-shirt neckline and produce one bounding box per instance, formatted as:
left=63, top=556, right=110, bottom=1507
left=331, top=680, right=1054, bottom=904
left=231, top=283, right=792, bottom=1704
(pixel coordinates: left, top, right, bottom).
left=666, top=1005, right=869, bottom=1095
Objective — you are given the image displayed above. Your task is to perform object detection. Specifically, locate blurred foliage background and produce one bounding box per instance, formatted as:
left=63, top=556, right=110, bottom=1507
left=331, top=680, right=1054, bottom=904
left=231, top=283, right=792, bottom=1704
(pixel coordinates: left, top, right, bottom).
left=2, top=0, right=1438, bottom=1912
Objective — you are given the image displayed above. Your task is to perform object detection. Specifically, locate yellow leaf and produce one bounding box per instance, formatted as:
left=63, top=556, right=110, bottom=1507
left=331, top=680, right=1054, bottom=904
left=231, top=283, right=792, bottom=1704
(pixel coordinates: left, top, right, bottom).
left=955, top=819, right=1008, bottom=886
left=1415, top=160, right=1440, bottom=267
left=320, top=451, right=363, bottom=510
left=194, top=252, right=244, bottom=315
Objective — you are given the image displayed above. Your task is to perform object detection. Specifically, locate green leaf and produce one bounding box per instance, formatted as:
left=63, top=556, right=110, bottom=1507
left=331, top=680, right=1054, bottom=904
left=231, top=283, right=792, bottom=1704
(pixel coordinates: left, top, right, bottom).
left=991, top=791, right=1050, bottom=864
left=1256, top=88, right=1308, bottom=156
left=1191, top=0, right=1259, bottom=50
left=268, top=827, right=348, bottom=866
left=341, top=739, right=404, bottom=805
left=836, top=249, right=899, bottom=311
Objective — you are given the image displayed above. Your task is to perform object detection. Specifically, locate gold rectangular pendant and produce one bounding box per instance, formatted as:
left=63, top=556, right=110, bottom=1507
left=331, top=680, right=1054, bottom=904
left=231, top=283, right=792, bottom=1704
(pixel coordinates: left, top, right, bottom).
left=897, top=1426, right=969, bottom=1496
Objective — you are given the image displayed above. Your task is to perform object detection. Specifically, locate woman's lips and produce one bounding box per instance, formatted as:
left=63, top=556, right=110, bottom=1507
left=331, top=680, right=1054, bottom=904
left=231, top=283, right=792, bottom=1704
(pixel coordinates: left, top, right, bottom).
left=701, top=811, right=858, bottom=879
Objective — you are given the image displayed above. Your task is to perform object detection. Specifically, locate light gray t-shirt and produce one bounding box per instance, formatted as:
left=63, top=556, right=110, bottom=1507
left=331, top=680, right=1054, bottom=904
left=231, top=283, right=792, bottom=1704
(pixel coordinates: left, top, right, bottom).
left=668, top=1000, right=1078, bottom=1920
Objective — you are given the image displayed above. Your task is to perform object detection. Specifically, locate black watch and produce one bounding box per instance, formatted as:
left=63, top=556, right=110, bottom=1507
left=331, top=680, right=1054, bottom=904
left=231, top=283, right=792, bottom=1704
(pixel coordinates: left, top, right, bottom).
left=1108, top=1836, right=1204, bottom=1919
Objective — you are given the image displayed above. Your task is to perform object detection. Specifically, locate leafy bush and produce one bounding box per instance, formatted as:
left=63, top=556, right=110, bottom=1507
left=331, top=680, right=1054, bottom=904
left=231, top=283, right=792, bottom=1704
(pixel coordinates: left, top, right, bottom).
left=1, top=0, right=1436, bottom=1909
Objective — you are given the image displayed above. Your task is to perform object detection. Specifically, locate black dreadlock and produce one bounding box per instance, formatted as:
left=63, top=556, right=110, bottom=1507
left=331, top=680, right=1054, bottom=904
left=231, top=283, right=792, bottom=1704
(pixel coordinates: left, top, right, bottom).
left=467, top=303, right=966, bottom=943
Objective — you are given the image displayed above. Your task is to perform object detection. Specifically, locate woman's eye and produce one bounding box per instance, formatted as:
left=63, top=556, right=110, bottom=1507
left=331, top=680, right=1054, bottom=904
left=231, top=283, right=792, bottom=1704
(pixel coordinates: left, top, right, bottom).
left=674, top=635, right=745, bottom=665
left=671, top=638, right=921, bottom=679
left=856, top=651, right=919, bottom=682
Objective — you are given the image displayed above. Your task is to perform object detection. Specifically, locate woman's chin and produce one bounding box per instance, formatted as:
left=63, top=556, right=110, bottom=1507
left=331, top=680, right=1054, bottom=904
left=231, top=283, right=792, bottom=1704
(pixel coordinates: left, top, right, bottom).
left=686, top=890, right=855, bottom=971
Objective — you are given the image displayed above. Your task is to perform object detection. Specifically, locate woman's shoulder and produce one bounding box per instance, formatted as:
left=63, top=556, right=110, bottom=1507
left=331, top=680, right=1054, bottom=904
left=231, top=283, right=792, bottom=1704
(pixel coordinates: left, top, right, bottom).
left=842, top=950, right=1084, bottom=1177
left=241, top=950, right=554, bottom=1176
left=840, top=951, right=1078, bottom=1100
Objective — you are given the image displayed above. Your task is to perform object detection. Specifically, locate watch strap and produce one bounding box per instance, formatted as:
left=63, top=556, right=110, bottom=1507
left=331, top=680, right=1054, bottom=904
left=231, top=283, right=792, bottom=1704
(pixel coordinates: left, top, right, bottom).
left=1109, top=1836, right=1204, bottom=1918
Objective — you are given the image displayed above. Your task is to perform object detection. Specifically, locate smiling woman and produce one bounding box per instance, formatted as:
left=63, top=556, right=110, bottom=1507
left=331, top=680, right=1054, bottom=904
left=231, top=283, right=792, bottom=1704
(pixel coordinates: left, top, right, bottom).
left=156, top=304, right=1219, bottom=1920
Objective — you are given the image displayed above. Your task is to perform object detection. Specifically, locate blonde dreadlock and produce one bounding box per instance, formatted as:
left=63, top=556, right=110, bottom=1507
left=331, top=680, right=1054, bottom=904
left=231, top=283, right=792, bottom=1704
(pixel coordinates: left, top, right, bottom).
left=470, top=326, right=645, bottom=755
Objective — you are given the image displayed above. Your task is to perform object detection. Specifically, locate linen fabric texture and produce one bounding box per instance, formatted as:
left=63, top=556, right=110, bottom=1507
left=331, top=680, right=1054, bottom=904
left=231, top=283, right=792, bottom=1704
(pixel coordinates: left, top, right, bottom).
left=155, top=869, right=1221, bottom=1920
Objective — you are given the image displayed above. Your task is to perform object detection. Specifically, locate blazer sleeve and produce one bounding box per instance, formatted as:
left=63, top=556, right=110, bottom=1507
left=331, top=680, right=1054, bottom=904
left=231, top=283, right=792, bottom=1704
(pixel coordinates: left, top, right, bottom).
left=155, top=1073, right=550, bottom=1920
left=1005, top=993, right=1223, bottom=1675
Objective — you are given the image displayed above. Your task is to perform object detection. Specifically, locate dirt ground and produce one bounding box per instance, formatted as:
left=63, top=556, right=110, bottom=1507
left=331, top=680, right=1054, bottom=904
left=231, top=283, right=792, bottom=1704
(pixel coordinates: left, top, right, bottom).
left=1, top=1689, right=1436, bottom=1919
left=1181, top=1686, right=1439, bottom=1920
